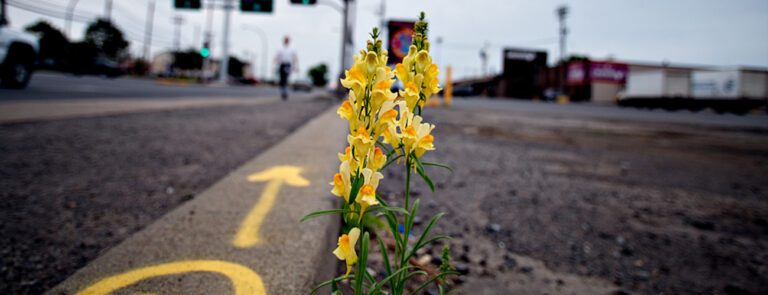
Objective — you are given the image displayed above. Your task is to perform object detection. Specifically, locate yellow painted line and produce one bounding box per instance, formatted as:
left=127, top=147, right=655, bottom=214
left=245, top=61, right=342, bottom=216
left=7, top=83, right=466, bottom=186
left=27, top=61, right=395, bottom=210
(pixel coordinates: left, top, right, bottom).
left=75, top=260, right=266, bottom=295
left=233, top=165, right=310, bottom=248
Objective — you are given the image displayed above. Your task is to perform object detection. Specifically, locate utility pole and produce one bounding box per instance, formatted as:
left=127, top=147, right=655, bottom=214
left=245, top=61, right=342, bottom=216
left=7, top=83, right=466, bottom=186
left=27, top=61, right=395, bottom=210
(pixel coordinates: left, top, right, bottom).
left=143, top=0, right=155, bottom=61
left=173, top=15, right=184, bottom=51
left=202, top=2, right=214, bottom=82
left=556, top=5, right=569, bottom=93
left=219, top=0, right=233, bottom=84
left=337, top=0, right=351, bottom=96
left=241, top=24, right=268, bottom=81
left=104, top=0, right=112, bottom=21
left=65, top=0, right=80, bottom=39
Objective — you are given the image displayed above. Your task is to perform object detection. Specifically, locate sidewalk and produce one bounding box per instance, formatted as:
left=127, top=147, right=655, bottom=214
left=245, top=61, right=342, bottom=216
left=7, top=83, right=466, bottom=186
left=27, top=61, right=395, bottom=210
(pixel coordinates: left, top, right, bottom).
left=0, top=97, right=290, bottom=123
left=45, top=105, right=345, bottom=294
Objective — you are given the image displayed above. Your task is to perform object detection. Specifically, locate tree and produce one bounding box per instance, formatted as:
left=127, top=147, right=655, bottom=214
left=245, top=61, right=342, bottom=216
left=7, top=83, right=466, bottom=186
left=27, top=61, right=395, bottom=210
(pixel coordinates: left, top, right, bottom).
left=308, top=63, right=328, bottom=87
left=84, top=19, right=129, bottom=59
left=24, top=21, right=69, bottom=69
left=172, top=50, right=203, bottom=70
left=228, top=56, right=245, bottom=78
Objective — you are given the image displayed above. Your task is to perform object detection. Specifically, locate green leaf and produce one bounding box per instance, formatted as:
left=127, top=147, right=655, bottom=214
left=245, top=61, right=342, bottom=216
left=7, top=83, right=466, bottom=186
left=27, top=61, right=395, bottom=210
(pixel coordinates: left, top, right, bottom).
left=417, top=166, right=435, bottom=192
left=377, top=236, right=392, bottom=280
left=347, top=174, right=363, bottom=204
left=413, top=158, right=435, bottom=192
left=407, top=212, right=446, bottom=263
left=411, top=271, right=460, bottom=295
left=310, top=275, right=354, bottom=295
left=354, top=231, right=370, bottom=294
left=367, top=205, right=409, bottom=215
left=299, top=209, right=351, bottom=222
left=368, top=266, right=418, bottom=294
left=446, top=289, right=462, bottom=295
left=422, top=161, right=454, bottom=173
left=380, top=154, right=403, bottom=170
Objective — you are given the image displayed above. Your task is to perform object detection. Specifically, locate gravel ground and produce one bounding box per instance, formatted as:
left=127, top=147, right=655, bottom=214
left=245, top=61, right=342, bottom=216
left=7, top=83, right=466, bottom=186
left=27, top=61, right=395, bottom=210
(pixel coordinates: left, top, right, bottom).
left=347, top=106, right=768, bottom=294
left=0, top=99, right=332, bottom=294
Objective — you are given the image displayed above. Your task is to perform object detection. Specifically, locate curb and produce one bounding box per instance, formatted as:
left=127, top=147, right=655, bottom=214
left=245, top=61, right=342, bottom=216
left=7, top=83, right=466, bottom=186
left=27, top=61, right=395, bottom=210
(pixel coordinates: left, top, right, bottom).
left=46, top=105, right=345, bottom=295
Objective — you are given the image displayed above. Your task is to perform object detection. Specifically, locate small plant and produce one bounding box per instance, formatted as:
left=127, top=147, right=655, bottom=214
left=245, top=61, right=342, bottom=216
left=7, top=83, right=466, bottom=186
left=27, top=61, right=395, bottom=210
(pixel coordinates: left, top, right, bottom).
left=302, top=12, right=458, bottom=295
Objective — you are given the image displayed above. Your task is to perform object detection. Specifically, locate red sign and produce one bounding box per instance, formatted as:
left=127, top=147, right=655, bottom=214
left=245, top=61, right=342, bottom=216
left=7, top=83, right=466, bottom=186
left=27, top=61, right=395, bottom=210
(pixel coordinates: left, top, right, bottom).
left=589, top=61, right=628, bottom=84
left=567, top=61, right=628, bottom=85
left=387, top=20, right=415, bottom=65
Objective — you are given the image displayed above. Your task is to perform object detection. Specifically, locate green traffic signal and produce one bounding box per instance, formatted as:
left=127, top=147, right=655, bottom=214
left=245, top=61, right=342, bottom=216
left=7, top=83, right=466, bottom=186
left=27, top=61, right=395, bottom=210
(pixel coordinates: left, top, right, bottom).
left=174, top=0, right=201, bottom=9
left=241, top=0, right=273, bottom=13
left=290, top=0, right=317, bottom=4
left=200, top=48, right=210, bottom=57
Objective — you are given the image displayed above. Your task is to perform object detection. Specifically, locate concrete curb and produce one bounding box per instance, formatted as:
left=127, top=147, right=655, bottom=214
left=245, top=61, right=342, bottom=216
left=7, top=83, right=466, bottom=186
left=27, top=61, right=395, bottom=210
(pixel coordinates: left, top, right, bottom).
left=46, top=105, right=345, bottom=294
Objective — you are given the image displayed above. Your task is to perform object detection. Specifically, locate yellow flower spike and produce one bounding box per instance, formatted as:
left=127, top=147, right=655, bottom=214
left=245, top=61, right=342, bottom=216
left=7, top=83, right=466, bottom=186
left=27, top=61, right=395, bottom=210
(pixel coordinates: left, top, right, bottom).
left=333, top=227, right=360, bottom=277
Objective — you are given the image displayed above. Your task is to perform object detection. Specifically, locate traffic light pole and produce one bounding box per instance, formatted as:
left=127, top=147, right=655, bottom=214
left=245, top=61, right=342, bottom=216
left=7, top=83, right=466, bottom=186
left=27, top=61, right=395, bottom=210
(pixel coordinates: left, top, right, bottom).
left=219, top=0, right=233, bottom=84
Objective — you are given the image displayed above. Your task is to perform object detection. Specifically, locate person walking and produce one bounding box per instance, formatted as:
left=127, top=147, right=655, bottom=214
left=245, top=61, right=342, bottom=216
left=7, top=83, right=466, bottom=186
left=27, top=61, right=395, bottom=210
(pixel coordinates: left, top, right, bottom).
left=275, top=36, right=298, bottom=100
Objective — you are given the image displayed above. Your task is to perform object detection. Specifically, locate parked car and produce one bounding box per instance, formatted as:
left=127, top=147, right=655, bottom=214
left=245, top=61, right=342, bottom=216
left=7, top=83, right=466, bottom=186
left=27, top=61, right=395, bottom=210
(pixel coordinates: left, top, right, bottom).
left=0, top=6, right=39, bottom=88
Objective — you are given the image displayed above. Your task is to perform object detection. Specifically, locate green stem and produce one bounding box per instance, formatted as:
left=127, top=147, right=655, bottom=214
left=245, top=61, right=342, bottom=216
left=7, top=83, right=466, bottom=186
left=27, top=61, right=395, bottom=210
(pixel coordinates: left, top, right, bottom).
left=405, top=157, right=412, bottom=212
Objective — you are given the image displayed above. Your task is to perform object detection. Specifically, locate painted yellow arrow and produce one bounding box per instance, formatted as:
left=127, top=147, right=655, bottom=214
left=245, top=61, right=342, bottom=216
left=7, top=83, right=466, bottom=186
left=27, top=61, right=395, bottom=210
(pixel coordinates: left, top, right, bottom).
left=75, top=260, right=266, bottom=295
left=232, top=165, right=310, bottom=248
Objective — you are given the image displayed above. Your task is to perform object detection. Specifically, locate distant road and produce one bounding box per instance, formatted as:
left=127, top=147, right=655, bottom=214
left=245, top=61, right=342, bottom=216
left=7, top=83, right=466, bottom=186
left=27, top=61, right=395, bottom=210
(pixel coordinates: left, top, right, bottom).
left=0, top=72, right=281, bottom=100
left=451, top=97, right=768, bottom=129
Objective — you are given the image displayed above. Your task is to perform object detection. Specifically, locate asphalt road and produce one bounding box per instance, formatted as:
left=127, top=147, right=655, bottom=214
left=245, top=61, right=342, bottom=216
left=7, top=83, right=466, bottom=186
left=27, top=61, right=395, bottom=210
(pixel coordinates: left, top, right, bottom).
left=0, top=72, right=282, bottom=101
left=0, top=98, right=334, bottom=294
left=366, top=104, right=768, bottom=294
left=451, top=97, right=768, bottom=129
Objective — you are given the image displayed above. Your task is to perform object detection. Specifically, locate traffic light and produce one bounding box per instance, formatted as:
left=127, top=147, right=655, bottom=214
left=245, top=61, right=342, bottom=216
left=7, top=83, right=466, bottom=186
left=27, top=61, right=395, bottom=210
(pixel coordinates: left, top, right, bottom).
left=290, top=0, right=317, bottom=4
left=241, top=0, right=273, bottom=13
left=200, top=42, right=210, bottom=58
left=174, top=0, right=201, bottom=9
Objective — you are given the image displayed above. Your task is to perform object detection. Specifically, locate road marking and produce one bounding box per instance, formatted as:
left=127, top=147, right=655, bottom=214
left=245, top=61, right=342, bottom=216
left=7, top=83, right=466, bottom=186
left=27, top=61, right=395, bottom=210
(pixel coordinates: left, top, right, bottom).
left=75, top=260, right=266, bottom=295
left=233, top=165, right=310, bottom=248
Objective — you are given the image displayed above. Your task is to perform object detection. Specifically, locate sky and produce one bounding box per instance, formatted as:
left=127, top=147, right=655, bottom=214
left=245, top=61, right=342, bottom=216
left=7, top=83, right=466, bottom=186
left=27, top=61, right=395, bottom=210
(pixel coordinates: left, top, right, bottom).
left=5, top=0, right=768, bottom=81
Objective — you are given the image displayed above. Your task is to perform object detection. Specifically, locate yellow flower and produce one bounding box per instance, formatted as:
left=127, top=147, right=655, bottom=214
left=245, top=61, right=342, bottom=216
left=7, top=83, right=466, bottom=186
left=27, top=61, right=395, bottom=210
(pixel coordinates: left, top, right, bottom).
left=356, top=168, right=382, bottom=220
left=340, top=66, right=367, bottom=100
left=400, top=81, right=420, bottom=111
left=367, top=147, right=387, bottom=171
left=401, top=114, right=435, bottom=158
left=415, top=50, right=432, bottom=73
left=348, top=126, right=373, bottom=165
left=330, top=161, right=352, bottom=201
left=365, top=51, right=380, bottom=76
left=370, top=78, right=396, bottom=112
left=333, top=227, right=360, bottom=277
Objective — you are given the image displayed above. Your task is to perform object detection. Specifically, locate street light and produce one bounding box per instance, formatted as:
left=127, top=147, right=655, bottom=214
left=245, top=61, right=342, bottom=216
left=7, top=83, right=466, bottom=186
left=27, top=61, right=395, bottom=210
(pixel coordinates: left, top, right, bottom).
left=240, top=24, right=268, bottom=81
left=65, top=0, right=80, bottom=39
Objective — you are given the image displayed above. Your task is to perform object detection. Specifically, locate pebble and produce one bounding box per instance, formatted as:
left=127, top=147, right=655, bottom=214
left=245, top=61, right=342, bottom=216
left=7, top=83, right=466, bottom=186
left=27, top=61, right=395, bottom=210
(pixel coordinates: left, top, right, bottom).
left=519, top=266, right=533, bottom=274
left=487, top=223, right=501, bottom=233
left=455, top=262, right=470, bottom=275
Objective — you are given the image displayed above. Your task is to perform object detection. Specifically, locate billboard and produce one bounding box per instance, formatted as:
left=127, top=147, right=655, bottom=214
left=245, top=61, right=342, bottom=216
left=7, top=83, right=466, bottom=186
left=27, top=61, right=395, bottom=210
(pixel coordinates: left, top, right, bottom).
left=500, top=48, right=548, bottom=98
left=589, top=62, right=628, bottom=84
left=387, top=20, right=415, bottom=65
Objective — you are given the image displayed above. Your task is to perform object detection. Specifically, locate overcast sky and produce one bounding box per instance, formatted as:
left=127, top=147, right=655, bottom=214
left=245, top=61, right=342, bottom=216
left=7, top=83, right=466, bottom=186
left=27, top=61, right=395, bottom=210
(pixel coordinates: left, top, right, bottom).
left=6, top=0, right=768, bottom=81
